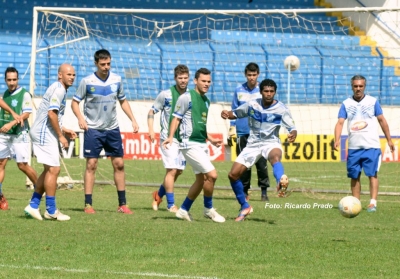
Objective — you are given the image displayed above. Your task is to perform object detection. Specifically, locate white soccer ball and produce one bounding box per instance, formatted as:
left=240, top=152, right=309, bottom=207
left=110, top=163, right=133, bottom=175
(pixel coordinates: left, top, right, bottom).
left=284, top=55, right=300, bottom=71
left=338, top=196, right=362, bottom=218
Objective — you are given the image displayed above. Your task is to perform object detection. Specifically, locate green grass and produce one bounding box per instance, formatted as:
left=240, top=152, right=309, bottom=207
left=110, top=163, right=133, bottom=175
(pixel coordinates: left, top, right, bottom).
left=46, top=159, right=400, bottom=194
left=1, top=161, right=400, bottom=278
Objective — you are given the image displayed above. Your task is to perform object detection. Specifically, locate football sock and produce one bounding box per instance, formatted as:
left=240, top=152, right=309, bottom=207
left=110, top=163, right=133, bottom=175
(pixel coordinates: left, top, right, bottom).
left=166, top=193, right=174, bottom=208
left=29, top=192, right=42, bottom=209
left=0, top=182, right=2, bottom=195
left=272, top=162, right=284, bottom=184
left=231, top=179, right=249, bottom=210
left=181, top=196, right=194, bottom=211
left=203, top=196, right=213, bottom=209
left=45, top=196, right=56, bottom=214
left=261, top=188, right=267, bottom=196
left=370, top=199, right=377, bottom=206
left=85, top=194, right=92, bottom=206
left=117, top=190, right=126, bottom=206
left=158, top=184, right=166, bottom=198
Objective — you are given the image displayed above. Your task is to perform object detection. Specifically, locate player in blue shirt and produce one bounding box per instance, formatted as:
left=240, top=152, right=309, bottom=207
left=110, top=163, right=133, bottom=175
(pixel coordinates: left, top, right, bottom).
left=222, top=79, right=297, bottom=221
left=229, top=63, right=270, bottom=201
left=334, top=75, right=394, bottom=213
left=72, top=49, right=139, bottom=215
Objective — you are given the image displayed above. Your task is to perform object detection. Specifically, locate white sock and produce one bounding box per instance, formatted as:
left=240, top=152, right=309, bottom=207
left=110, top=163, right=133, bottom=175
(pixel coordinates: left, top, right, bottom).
left=370, top=199, right=377, bottom=206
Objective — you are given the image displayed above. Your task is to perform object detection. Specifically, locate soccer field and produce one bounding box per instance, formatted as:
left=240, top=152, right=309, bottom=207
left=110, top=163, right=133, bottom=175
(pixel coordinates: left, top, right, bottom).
left=1, top=161, right=400, bottom=278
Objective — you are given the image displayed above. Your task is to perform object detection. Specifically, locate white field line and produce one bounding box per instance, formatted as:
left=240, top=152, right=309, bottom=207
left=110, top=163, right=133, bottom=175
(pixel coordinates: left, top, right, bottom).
left=0, top=264, right=219, bottom=279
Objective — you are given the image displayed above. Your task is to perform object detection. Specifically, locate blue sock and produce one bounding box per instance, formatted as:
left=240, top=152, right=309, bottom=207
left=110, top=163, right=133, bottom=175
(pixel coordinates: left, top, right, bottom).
left=117, top=190, right=126, bottom=206
left=45, top=196, right=56, bottom=214
left=85, top=194, right=92, bottom=206
left=203, top=196, right=213, bottom=209
left=231, top=179, right=249, bottom=210
left=272, top=162, right=285, bottom=184
left=0, top=182, right=2, bottom=195
left=181, top=196, right=194, bottom=211
left=158, top=185, right=166, bottom=198
left=29, top=192, right=42, bottom=209
left=166, top=193, right=174, bottom=209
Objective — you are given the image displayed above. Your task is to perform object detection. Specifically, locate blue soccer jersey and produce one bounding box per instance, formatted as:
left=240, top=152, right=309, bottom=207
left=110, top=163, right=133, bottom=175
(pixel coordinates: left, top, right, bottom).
left=233, top=98, right=296, bottom=145
left=231, top=82, right=260, bottom=136
left=74, top=72, right=125, bottom=130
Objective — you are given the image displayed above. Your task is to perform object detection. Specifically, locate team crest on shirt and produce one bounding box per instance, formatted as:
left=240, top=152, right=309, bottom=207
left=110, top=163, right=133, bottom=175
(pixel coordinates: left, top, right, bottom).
left=51, top=98, right=58, bottom=104
left=201, top=112, right=207, bottom=123
left=110, top=84, right=118, bottom=93
left=11, top=99, right=18, bottom=107
left=351, top=121, right=368, bottom=131
left=90, top=87, right=95, bottom=92
left=249, top=109, right=255, bottom=116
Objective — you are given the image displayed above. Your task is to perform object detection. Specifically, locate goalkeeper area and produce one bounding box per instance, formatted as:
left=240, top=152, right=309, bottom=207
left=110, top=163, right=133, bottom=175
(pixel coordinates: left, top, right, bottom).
left=27, top=6, right=400, bottom=195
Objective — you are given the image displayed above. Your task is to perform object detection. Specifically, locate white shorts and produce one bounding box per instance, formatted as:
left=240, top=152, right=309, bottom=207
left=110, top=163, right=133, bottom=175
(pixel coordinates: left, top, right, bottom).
left=0, top=132, right=31, bottom=162
left=236, top=142, right=283, bottom=168
left=160, top=141, right=186, bottom=170
left=181, top=144, right=215, bottom=174
left=32, top=142, right=60, bottom=167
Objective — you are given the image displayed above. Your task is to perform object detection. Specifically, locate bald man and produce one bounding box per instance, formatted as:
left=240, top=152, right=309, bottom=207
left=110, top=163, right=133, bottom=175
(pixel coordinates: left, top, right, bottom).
left=25, top=64, right=77, bottom=221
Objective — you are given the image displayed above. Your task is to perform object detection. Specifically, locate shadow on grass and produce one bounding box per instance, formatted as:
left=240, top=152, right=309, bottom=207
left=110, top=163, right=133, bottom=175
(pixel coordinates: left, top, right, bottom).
left=66, top=207, right=113, bottom=213
left=151, top=216, right=178, bottom=220
left=242, top=218, right=277, bottom=224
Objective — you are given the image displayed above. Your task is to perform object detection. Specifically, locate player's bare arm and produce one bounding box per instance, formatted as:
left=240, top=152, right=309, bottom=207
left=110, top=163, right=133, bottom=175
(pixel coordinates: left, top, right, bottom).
left=287, top=130, right=297, bottom=143
left=71, top=99, right=88, bottom=131
left=162, top=117, right=180, bottom=149
left=334, top=118, right=345, bottom=151
left=48, top=109, right=68, bottom=149
left=207, top=133, right=222, bottom=147
left=0, top=99, right=22, bottom=124
left=377, top=114, right=395, bottom=153
left=147, top=109, right=156, bottom=142
left=221, top=110, right=237, bottom=120
left=62, top=127, right=77, bottom=140
left=119, top=99, right=139, bottom=133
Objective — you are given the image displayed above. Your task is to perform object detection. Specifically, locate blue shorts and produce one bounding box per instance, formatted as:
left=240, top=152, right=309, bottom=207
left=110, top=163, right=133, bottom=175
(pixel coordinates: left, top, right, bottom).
left=84, top=128, right=124, bottom=158
left=347, top=148, right=381, bottom=179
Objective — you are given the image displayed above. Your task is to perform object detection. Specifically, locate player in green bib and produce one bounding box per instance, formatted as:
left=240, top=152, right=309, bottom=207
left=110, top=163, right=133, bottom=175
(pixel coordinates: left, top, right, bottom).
left=0, top=67, right=36, bottom=211
left=148, top=65, right=189, bottom=213
left=162, top=68, right=225, bottom=223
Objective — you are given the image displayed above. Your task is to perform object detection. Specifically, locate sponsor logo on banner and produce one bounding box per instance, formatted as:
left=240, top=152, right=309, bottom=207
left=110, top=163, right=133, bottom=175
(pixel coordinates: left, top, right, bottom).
left=121, top=132, right=224, bottom=161
left=62, top=132, right=225, bottom=161
left=281, top=134, right=339, bottom=162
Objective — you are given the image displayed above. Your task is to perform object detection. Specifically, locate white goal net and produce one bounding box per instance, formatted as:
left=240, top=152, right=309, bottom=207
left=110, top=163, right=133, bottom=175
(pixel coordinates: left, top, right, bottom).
left=30, top=7, right=400, bottom=195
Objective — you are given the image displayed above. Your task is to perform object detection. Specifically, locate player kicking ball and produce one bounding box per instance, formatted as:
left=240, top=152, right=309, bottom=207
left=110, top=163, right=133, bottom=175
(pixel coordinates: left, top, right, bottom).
left=221, top=79, right=297, bottom=221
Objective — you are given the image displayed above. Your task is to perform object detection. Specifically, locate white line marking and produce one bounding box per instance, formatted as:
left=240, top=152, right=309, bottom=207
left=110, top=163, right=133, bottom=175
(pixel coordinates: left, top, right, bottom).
left=0, top=264, right=218, bottom=279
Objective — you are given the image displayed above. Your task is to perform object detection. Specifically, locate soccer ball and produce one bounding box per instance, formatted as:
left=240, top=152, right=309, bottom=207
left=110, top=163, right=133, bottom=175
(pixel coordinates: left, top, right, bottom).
left=284, top=55, right=300, bottom=71
left=338, top=196, right=362, bottom=218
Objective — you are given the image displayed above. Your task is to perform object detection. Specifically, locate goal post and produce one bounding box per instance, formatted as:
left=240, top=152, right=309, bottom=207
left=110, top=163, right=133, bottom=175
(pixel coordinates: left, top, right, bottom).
left=29, top=6, right=400, bottom=195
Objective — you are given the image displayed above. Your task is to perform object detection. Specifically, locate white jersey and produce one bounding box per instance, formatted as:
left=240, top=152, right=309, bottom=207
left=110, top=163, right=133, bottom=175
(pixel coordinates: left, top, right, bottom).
left=74, top=72, right=125, bottom=130
left=338, top=95, right=382, bottom=149
left=151, top=86, right=186, bottom=141
left=233, top=98, right=296, bottom=145
left=30, top=81, right=67, bottom=145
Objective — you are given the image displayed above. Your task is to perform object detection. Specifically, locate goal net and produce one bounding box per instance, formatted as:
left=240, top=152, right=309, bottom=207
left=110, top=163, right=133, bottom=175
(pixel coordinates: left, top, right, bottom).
left=30, top=7, right=400, bottom=196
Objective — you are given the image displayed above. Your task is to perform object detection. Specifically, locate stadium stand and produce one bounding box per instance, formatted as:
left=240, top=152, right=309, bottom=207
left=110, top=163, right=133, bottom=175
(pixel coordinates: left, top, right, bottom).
left=0, top=0, right=399, bottom=104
